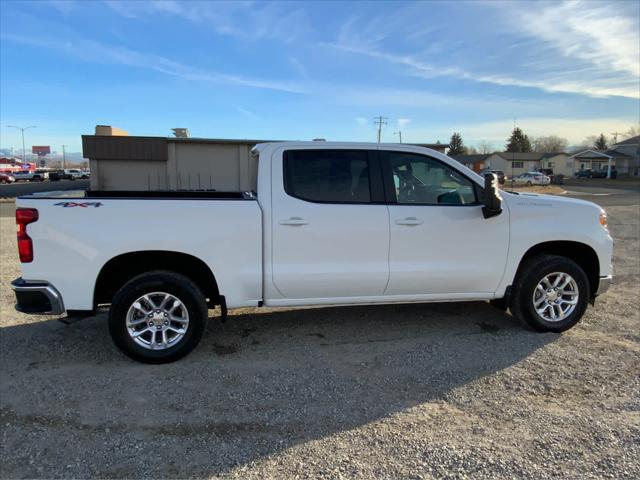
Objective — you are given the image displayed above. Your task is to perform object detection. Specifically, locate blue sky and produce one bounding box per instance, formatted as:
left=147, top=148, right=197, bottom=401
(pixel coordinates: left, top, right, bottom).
left=1, top=0, right=639, bottom=153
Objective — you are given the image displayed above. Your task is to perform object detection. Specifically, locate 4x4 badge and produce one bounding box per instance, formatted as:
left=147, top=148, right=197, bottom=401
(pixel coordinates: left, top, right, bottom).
left=54, top=201, right=103, bottom=208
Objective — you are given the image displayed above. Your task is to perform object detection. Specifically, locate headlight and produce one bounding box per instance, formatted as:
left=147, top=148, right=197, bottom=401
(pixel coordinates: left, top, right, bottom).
left=599, top=212, right=608, bottom=229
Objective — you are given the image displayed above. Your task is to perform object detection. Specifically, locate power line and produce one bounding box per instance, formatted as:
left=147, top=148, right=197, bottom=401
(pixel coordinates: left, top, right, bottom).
left=373, top=116, right=388, bottom=143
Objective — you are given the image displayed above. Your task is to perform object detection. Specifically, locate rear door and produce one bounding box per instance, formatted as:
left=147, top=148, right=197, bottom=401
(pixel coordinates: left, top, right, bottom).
left=270, top=148, right=390, bottom=299
left=382, top=149, right=509, bottom=296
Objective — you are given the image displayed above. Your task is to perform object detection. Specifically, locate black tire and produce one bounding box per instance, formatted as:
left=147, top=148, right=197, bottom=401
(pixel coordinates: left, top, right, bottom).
left=510, top=254, right=590, bottom=333
left=109, top=271, right=207, bottom=363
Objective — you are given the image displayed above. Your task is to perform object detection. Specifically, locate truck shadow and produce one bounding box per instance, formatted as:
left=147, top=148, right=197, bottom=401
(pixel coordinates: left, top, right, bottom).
left=0, top=301, right=557, bottom=478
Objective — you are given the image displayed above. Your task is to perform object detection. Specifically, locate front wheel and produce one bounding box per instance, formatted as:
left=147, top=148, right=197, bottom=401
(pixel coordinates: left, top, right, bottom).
left=109, top=271, right=207, bottom=363
left=510, top=254, right=590, bottom=332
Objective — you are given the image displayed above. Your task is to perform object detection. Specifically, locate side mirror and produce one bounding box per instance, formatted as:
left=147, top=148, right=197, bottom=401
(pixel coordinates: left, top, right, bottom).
left=482, top=173, right=503, bottom=219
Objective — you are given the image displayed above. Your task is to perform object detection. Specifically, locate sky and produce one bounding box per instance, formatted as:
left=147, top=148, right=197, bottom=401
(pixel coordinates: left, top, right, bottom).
left=1, top=0, right=639, bottom=153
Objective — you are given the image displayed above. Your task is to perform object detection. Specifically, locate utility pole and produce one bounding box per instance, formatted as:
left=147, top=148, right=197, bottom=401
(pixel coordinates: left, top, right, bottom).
left=62, top=145, right=67, bottom=170
left=610, top=132, right=621, bottom=145
left=8, top=125, right=36, bottom=166
left=394, top=131, right=403, bottom=143
left=373, top=116, right=388, bottom=143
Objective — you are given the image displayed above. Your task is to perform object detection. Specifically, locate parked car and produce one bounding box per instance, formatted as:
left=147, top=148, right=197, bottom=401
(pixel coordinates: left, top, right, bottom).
left=60, top=169, right=87, bottom=180
left=0, top=172, right=16, bottom=184
left=11, top=142, right=613, bottom=363
left=47, top=170, right=63, bottom=181
left=576, top=169, right=607, bottom=179
left=12, top=170, right=46, bottom=182
left=537, top=168, right=556, bottom=184
left=480, top=169, right=505, bottom=184
left=512, top=172, right=551, bottom=186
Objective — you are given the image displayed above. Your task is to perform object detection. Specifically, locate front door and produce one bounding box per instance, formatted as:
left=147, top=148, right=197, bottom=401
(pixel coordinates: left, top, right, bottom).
left=271, top=148, right=390, bottom=300
left=382, top=150, right=509, bottom=296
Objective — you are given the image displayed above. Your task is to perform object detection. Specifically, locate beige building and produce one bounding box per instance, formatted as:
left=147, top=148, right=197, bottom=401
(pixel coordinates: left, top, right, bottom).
left=483, top=152, right=573, bottom=177
left=83, top=135, right=276, bottom=192
left=82, top=127, right=448, bottom=191
left=540, top=153, right=573, bottom=176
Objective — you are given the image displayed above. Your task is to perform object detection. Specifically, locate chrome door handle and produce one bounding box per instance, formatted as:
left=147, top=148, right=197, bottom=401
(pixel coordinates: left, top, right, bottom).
left=395, top=217, right=423, bottom=226
left=279, top=217, right=309, bottom=226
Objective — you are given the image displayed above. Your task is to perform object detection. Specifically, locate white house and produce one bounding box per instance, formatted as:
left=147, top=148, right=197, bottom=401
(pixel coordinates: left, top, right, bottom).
left=610, top=135, right=639, bottom=177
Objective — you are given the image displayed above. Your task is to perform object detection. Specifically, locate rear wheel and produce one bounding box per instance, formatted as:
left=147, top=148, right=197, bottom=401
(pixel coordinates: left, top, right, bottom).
left=510, top=254, right=589, bottom=332
left=109, top=271, right=207, bottom=363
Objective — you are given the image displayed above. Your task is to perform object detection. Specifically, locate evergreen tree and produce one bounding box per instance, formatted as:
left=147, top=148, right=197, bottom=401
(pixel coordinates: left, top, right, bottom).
left=594, top=133, right=608, bottom=150
left=448, top=132, right=464, bottom=155
left=506, top=127, right=532, bottom=153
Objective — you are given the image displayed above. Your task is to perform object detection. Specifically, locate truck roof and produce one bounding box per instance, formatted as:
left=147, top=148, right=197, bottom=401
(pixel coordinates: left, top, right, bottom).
left=252, top=141, right=445, bottom=155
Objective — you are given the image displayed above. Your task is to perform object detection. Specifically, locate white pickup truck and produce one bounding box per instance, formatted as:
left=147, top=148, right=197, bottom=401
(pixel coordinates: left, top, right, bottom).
left=12, top=142, right=613, bottom=363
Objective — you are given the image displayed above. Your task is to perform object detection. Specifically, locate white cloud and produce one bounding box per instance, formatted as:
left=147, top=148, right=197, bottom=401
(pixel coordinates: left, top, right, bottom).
left=104, top=0, right=311, bottom=43
left=512, top=0, right=639, bottom=78
left=329, top=0, right=640, bottom=100
left=236, top=106, right=260, bottom=121
left=406, top=117, right=638, bottom=146
left=1, top=32, right=304, bottom=94
left=355, top=117, right=368, bottom=126
left=329, top=42, right=639, bottom=100
left=103, top=0, right=139, bottom=18
left=397, top=118, right=411, bottom=128
left=48, top=0, right=77, bottom=15
left=289, top=57, right=309, bottom=79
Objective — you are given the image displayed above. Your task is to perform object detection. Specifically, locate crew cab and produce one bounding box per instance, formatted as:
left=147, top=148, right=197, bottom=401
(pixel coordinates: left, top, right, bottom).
left=11, top=142, right=613, bottom=363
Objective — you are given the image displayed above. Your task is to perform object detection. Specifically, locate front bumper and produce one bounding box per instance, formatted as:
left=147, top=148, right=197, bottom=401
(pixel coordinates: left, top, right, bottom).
left=596, top=275, right=613, bottom=296
left=11, top=278, right=65, bottom=315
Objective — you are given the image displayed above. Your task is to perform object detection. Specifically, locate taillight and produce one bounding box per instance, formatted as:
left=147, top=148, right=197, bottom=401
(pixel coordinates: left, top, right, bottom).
left=16, top=208, right=38, bottom=263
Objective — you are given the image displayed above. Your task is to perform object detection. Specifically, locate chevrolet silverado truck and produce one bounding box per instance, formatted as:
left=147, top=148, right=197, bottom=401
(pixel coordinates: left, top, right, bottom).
left=12, top=142, right=613, bottom=363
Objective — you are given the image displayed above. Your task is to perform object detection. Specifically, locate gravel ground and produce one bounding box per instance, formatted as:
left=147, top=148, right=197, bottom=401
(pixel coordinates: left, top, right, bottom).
left=0, top=201, right=638, bottom=479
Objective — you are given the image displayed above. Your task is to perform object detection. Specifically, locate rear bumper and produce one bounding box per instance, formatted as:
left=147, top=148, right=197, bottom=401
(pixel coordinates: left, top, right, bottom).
left=11, top=278, right=65, bottom=315
left=596, top=275, right=613, bottom=296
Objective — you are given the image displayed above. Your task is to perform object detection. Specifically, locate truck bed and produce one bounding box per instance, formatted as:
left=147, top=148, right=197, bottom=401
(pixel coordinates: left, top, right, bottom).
left=16, top=192, right=263, bottom=310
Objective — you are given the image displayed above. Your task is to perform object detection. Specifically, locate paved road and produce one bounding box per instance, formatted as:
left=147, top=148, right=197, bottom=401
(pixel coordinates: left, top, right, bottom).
left=562, top=183, right=640, bottom=207
left=0, top=179, right=89, bottom=198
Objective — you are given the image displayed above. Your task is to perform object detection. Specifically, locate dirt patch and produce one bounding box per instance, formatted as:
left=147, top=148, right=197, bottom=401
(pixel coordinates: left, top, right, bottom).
left=501, top=184, right=566, bottom=195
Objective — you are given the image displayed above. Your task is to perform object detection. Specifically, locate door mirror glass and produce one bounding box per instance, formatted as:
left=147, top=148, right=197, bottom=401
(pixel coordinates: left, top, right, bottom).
left=482, top=173, right=502, bottom=219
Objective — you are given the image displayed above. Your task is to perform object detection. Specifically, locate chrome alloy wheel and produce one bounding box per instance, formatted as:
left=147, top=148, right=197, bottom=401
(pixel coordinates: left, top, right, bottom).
left=532, top=272, right=579, bottom=322
left=126, top=292, right=189, bottom=350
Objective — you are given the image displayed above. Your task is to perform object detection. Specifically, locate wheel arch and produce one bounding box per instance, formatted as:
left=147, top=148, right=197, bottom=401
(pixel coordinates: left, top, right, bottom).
left=515, top=241, right=600, bottom=297
left=94, top=250, right=220, bottom=307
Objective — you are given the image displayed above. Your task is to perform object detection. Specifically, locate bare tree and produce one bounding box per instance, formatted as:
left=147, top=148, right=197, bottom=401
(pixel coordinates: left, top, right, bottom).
left=571, top=134, right=600, bottom=153
left=531, top=135, right=569, bottom=152
left=478, top=141, right=494, bottom=154
left=621, top=125, right=640, bottom=141
left=464, top=146, right=478, bottom=155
